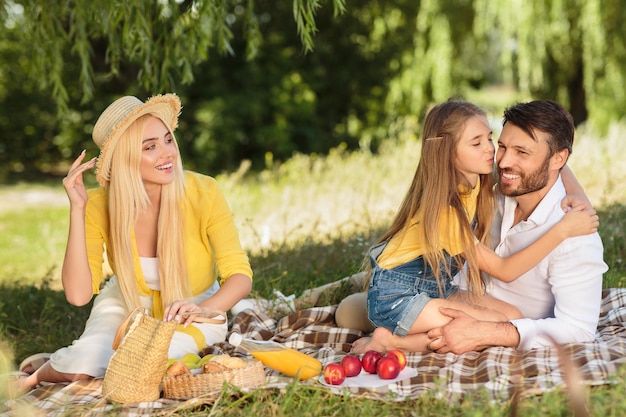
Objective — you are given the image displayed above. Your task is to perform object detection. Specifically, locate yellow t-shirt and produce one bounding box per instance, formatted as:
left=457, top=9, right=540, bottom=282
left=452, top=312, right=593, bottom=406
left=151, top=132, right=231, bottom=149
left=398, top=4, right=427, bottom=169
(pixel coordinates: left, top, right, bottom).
left=377, top=181, right=480, bottom=269
left=84, top=171, right=253, bottom=298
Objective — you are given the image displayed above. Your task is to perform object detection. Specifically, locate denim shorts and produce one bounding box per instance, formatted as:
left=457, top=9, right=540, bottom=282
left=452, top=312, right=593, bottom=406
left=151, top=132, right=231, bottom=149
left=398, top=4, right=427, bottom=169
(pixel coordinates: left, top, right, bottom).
left=366, top=240, right=460, bottom=336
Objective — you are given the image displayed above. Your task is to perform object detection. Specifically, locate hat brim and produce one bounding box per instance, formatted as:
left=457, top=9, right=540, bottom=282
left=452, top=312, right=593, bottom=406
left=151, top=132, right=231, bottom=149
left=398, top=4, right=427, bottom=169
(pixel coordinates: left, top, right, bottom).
left=95, top=94, right=181, bottom=187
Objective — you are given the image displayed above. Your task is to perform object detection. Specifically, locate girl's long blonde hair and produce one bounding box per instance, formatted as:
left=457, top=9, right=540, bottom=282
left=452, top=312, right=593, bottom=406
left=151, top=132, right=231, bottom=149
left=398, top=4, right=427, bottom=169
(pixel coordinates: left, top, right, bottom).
left=107, top=114, right=190, bottom=313
left=373, top=99, right=494, bottom=301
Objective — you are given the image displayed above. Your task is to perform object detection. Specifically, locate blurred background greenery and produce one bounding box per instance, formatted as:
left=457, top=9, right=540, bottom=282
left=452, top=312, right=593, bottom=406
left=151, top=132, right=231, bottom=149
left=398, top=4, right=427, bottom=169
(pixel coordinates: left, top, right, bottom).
left=0, top=0, right=624, bottom=182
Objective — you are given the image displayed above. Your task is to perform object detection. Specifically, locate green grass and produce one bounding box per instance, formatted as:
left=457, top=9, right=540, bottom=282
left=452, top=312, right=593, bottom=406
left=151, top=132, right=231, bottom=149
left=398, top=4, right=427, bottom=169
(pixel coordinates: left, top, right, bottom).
left=1, top=121, right=625, bottom=415
left=0, top=207, right=68, bottom=287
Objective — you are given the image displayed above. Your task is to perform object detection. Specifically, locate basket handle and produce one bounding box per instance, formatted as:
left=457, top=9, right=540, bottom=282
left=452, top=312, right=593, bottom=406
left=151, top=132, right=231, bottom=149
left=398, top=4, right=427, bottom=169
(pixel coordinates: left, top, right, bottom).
left=111, top=308, right=227, bottom=350
left=112, top=307, right=147, bottom=350
left=179, top=309, right=227, bottom=324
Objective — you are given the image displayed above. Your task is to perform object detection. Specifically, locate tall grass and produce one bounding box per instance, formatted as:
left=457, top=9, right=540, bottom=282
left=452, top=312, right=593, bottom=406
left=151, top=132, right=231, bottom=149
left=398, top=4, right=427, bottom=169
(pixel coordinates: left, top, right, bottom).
left=0, top=120, right=625, bottom=288
left=227, top=119, right=626, bottom=251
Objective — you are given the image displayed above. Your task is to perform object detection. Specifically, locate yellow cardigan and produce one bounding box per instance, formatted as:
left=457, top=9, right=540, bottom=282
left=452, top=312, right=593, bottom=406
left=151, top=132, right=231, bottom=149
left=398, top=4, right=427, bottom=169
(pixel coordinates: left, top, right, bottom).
left=84, top=170, right=253, bottom=310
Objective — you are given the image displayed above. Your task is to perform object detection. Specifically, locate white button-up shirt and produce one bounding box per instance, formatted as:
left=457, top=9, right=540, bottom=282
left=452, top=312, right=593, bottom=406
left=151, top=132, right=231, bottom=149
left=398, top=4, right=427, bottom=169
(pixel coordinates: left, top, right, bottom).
left=486, top=175, right=608, bottom=349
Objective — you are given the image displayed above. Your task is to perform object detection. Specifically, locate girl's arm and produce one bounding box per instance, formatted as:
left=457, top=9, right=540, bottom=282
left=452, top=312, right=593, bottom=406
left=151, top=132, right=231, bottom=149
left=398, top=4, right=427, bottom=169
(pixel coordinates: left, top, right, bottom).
left=61, top=152, right=96, bottom=306
left=561, top=165, right=591, bottom=210
left=475, top=205, right=598, bottom=283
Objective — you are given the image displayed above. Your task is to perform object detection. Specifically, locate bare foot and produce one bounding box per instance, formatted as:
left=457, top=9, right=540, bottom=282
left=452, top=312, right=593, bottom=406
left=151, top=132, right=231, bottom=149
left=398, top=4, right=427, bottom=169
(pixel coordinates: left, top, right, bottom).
left=18, top=353, right=51, bottom=375
left=350, top=337, right=371, bottom=353
left=8, top=373, right=32, bottom=398
left=351, top=327, right=393, bottom=354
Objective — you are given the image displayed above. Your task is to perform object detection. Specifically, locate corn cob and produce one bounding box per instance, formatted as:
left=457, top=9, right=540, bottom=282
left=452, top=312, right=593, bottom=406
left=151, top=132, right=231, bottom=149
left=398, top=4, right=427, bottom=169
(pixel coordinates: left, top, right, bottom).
left=229, top=334, right=322, bottom=380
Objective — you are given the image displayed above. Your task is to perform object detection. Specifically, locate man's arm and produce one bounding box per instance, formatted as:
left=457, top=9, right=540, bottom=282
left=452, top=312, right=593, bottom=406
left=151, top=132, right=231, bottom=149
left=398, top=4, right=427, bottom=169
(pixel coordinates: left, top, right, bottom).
left=510, top=236, right=605, bottom=349
left=431, top=236, right=606, bottom=353
left=427, top=308, right=520, bottom=354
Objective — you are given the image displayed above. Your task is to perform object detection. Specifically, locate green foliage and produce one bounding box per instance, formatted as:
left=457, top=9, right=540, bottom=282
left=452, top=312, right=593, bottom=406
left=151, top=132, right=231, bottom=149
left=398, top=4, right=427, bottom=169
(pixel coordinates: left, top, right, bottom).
left=2, top=1, right=625, bottom=180
left=248, top=227, right=377, bottom=302
left=0, top=26, right=74, bottom=182
left=176, top=1, right=427, bottom=173
left=474, top=0, right=626, bottom=129
left=5, top=0, right=345, bottom=109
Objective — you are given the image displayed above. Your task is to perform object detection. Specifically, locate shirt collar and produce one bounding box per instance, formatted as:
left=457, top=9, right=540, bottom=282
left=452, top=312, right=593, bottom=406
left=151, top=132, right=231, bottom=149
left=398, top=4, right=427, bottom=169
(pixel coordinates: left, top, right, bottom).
left=502, top=174, right=565, bottom=227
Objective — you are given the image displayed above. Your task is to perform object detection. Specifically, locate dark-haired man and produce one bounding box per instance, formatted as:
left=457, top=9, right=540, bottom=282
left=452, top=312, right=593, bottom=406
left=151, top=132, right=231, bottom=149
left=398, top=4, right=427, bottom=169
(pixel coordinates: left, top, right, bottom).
left=427, top=100, right=608, bottom=353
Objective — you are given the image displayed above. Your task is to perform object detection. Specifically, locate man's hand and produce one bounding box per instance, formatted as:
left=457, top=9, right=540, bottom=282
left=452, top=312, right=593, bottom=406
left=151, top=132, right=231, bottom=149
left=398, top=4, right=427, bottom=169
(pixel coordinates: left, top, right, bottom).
left=427, top=308, right=489, bottom=354
left=427, top=307, right=520, bottom=354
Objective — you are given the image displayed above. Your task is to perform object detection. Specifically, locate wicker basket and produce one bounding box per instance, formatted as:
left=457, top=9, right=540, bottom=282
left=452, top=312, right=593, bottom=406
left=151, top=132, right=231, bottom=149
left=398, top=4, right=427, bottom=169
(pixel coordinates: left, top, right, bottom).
left=103, top=308, right=177, bottom=403
left=162, top=359, right=266, bottom=400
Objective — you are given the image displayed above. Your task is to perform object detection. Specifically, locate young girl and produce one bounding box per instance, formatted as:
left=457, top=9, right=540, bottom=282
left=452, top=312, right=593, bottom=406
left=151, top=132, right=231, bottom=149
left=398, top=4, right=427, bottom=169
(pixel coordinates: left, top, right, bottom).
left=350, top=99, right=597, bottom=354
left=16, top=94, right=253, bottom=391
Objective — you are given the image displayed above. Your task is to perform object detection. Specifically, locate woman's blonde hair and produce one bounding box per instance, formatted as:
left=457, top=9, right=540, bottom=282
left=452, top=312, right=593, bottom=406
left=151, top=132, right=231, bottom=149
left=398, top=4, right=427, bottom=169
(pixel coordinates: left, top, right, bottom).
left=108, top=114, right=190, bottom=313
left=372, top=99, right=494, bottom=301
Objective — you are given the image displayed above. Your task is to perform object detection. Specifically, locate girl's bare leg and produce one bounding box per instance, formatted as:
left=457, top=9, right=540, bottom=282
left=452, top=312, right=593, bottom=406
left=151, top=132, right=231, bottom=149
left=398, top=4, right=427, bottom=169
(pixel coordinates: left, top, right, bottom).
left=351, top=293, right=522, bottom=354
left=351, top=328, right=432, bottom=354
left=449, top=291, right=523, bottom=320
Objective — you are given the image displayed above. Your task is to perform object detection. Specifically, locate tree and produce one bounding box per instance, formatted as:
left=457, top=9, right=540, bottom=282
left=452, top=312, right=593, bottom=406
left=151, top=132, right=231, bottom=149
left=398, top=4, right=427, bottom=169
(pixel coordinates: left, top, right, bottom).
left=474, top=0, right=626, bottom=129
left=5, top=0, right=346, bottom=110
left=1, top=0, right=624, bottom=181
left=176, top=0, right=425, bottom=173
left=0, top=0, right=348, bottom=180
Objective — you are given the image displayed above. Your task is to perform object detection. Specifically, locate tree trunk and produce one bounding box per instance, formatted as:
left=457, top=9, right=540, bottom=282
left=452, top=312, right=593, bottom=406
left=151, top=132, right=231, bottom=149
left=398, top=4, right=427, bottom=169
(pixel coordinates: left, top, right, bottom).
left=567, top=62, right=588, bottom=127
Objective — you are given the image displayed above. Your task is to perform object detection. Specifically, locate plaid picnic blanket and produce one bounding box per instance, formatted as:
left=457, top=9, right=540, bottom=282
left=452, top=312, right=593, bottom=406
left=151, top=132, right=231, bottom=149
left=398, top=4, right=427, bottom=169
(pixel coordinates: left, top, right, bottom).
left=3, top=288, right=626, bottom=416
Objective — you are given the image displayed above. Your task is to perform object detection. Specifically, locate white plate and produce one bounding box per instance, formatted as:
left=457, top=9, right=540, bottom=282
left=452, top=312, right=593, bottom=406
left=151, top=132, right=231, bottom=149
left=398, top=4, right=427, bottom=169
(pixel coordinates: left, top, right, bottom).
left=319, top=366, right=418, bottom=388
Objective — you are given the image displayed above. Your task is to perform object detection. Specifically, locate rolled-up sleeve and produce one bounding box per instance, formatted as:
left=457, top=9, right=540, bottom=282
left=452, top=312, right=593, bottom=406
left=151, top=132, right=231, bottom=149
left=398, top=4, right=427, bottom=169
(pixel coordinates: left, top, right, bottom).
left=203, top=181, right=253, bottom=283
left=511, top=234, right=607, bottom=350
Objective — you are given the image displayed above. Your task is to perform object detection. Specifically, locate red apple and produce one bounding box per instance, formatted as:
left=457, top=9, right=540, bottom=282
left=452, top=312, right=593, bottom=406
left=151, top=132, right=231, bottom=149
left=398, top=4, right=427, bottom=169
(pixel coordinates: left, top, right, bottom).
left=341, top=355, right=362, bottom=377
left=376, top=356, right=401, bottom=379
left=323, top=363, right=346, bottom=385
left=385, top=349, right=407, bottom=370
left=361, top=350, right=383, bottom=374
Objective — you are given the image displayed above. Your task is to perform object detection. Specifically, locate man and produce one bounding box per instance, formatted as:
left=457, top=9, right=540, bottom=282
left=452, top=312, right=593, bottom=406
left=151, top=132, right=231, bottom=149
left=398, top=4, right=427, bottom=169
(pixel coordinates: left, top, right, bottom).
left=427, top=100, right=608, bottom=353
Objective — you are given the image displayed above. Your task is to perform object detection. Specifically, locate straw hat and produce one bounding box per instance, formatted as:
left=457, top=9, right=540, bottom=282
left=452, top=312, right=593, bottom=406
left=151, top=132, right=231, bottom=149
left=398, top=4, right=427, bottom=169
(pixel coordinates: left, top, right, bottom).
left=92, top=94, right=182, bottom=186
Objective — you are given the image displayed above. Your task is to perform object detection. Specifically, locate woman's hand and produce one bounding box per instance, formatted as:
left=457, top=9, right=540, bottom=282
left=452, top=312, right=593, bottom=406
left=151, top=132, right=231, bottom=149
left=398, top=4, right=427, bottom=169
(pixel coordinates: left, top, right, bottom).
left=559, top=204, right=599, bottom=238
left=164, top=275, right=251, bottom=325
left=62, top=150, right=96, bottom=209
left=164, top=300, right=207, bottom=326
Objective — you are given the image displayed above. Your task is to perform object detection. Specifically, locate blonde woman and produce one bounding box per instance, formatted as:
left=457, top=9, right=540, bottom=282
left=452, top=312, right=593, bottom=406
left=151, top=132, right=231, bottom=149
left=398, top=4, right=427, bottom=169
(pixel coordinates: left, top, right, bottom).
left=17, top=94, right=252, bottom=391
left=350, top=99, right=598, bottom=354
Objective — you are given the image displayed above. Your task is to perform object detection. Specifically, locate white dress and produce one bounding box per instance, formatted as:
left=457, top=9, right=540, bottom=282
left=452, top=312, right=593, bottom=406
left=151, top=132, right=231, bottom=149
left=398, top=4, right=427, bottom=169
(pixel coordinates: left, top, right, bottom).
left=49, top=258, right=225, bottom=377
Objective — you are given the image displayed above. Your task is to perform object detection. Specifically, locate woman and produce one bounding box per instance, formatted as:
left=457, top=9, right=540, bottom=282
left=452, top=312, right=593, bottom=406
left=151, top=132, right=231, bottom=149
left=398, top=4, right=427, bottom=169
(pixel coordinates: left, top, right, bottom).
left=17, top=94, right=253, bottom=391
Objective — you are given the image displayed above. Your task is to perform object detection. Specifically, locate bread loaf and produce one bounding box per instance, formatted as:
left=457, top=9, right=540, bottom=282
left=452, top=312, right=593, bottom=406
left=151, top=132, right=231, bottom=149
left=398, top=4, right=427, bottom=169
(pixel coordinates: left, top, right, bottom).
left=209, top=354, right=246, bottom=369
left=166, top=361, right=190, bottom=377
